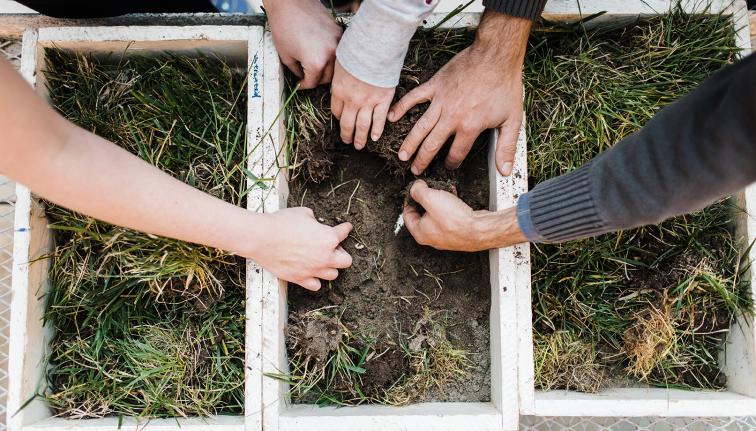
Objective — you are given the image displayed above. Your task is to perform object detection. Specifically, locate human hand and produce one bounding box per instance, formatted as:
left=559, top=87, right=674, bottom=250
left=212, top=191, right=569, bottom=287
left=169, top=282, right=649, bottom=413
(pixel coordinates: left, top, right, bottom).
left=388, top=11, right=531, bottom=176
left=265, top=0, right=342, bottom=89
left=403, top=180, right=526, bottom=251
left=331, top=59, right=395, bottom=149
left=253, top=207, right=353, bottom=291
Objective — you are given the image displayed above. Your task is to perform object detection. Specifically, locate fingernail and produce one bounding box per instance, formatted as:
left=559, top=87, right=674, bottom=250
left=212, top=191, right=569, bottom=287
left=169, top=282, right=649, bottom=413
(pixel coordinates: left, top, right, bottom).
left=501, top=162, right=513, bottom=176
left=411, top=166, right=420, bottom=176
left=388, top=110, right=395, bottom=121
left=371, top=134, right=379, bottom=142
left=398, top=151, right=409, bottom=161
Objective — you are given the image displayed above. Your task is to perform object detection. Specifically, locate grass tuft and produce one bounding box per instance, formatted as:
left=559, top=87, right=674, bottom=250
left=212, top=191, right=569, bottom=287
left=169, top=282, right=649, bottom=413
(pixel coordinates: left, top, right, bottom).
left=534, top=331, right=605, bottom=393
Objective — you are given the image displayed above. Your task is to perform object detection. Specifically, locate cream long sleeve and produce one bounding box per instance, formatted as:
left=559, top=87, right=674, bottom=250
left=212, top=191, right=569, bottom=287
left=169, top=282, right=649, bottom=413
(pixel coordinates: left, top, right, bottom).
left=335, top=0, right=439, bottom=88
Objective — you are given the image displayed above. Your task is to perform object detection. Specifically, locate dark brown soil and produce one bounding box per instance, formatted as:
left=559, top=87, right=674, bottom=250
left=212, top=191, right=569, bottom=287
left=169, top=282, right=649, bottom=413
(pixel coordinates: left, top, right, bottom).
left=287, top=143, right=491, bottom=403
left=285, top=28, right=489, bottom=404
left=403, top=178, right=458, bottom=214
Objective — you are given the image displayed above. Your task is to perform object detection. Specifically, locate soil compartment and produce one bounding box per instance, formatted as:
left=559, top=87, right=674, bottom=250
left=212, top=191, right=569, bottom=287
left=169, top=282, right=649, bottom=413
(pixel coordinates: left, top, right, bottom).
left=282, top=28, right=492, bottom=405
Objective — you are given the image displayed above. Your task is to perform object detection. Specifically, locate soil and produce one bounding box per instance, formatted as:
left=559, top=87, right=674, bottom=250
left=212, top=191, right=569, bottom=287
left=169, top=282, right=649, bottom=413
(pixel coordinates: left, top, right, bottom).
left=287, top=138, right=491, bottom=403
left=285, top=28, right=488, bottom=403
left=403, top=178, right=458, bottom=214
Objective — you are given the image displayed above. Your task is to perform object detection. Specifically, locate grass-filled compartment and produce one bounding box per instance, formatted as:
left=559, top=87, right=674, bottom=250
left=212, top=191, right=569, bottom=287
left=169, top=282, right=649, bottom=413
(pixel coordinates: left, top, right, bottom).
left=276, top=28, right=492, bottom=406
left=41, top=48, right=248, bottom=418
left=525, top=8, right=753, bottom=393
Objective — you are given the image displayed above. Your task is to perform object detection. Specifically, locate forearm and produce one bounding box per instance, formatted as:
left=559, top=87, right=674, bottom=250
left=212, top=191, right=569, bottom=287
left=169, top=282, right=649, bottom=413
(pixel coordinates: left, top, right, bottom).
left=473, top=207, right=527, bottom=249
left=28, top=128, right=262, bottom=256
left=0, top=58, right=263, bottom=258
left=519, top=53, right=756, bottom=242
left=473, top=8, right=532, bottom=71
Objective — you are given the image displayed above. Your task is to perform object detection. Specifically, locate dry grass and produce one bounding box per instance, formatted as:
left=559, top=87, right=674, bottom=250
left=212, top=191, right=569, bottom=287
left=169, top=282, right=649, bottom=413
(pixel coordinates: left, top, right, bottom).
left=534, top=331, right=605, bottom=393
left=527, top=7, right=752, bottom=391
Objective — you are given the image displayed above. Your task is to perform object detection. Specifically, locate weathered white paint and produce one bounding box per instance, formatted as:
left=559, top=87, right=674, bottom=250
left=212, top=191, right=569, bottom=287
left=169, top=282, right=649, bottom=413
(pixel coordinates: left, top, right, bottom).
left=0, top=0, right=35, bottom=14
left=8, top=26, right=263, bottom=431
left=258, top=12, right=524, bottom=431
left=521, top=0, right=756, bottom=418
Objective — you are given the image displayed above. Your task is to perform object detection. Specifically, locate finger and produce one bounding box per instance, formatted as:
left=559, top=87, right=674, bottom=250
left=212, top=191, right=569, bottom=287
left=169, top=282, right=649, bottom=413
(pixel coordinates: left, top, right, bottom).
left=331, top=95, right=344, bottom=120
left=282, top=57, right=303, bottom=79
left=411, top=122, right=453, bottom=175
left=353, top=107, right=373, bottom=150
left=331, top=246, right=353, bottom=268
left=320, top=59, right=335, bottom=85
left=496, top=119, right=522, bottom=176
left=340, top=105, right=358, bottom=144
left=409, top=180, right=432, bottom=211
left=299, top=61, right=325, bottom=90
left=318, top=268, right=339, bottom=281
left=388, top=83, right=432, bottom=122
left=299, top=278, right=321, bottom=291
left=333, top=222, right=354, bottom=242
left=398, top=105, right=441, bottom=163
left=297, top=206, right=315, bottom=218
left=371, top=102, right=390, bottom=142
left=402, top=204, right=424, bottom=241
left=444, top=131, right=477, bottom=170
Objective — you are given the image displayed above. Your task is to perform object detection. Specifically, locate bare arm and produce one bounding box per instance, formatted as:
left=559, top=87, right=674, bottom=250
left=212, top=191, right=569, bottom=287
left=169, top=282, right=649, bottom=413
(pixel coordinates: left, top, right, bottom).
left=0, top=57, right=351, bottom=291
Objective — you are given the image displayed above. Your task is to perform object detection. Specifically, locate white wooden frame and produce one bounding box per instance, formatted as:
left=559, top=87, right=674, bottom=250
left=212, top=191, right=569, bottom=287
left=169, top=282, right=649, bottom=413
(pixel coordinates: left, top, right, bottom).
left=7, top=26, right=267, bottom=431
left=516, top=0, right=756, bottom=418
left=257, top=12, right=529, bottom=431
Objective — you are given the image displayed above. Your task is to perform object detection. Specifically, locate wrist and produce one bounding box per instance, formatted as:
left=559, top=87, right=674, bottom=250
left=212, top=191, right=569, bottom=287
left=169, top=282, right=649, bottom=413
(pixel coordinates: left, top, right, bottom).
left=223, top=209, right=270, bottom=260
left=473, top=9, right=532, bottom=65
left=471, top=207, right=527, bottom=249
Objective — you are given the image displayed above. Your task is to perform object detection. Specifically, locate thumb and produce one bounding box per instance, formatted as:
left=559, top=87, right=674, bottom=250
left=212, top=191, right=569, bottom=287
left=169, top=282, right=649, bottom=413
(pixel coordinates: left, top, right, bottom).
left=332, top=222, right=353, bottom=242
left=409, top=180, right=434, bottom=211
left=402, top=204, right=423, bottom=238
left=496, top=119, right=522, bottom=176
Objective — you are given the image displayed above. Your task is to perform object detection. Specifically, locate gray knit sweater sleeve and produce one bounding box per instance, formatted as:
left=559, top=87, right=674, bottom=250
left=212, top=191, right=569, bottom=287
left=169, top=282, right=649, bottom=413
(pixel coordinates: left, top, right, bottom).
left=517, top=53, right=756, bottom=243
left=483, top=0, right=548, bottom=20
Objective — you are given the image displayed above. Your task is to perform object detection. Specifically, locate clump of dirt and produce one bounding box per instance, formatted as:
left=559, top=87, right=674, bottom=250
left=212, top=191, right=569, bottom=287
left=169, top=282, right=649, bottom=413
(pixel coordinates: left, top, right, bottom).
left=362, top=346, right=409, bottom=395
left=403, top=178, right=458, bottom=213
left=286, top=312, right=344, bottom=363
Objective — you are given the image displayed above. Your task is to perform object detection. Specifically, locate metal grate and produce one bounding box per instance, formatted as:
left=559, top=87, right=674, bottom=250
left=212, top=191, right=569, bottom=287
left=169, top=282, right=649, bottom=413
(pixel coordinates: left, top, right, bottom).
left=520, top=416, right=756, bottom=430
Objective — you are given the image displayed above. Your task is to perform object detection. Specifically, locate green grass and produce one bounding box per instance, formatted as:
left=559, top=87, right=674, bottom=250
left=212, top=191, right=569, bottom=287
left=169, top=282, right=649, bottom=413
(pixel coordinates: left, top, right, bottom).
left=526, top=7, right=752, bottom=391
left=42, top=49, right=248, bottom=418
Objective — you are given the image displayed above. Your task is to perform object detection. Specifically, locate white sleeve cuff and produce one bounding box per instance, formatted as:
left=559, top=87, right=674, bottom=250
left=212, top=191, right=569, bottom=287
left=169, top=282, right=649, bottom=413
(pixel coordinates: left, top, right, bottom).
left=336, top=0, right=438, bottom=88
